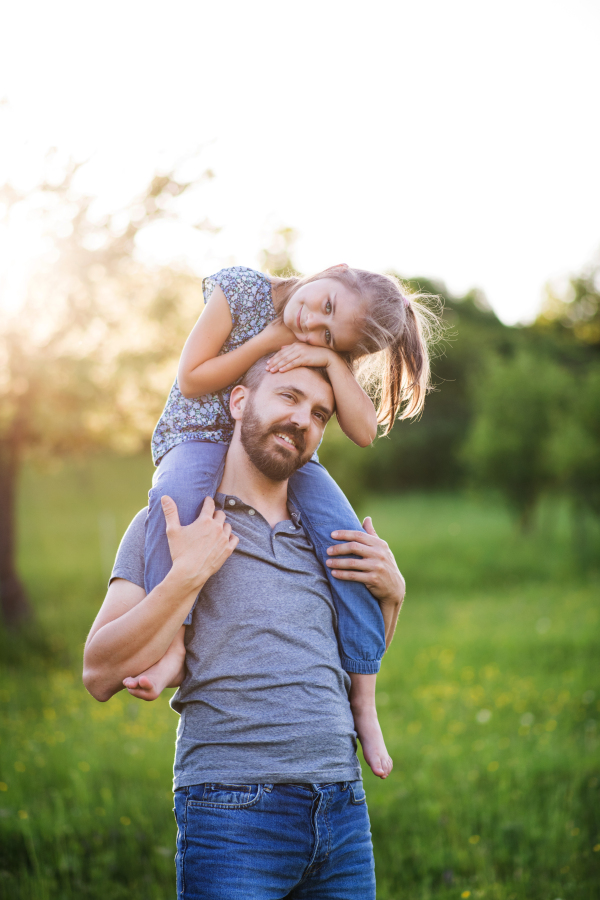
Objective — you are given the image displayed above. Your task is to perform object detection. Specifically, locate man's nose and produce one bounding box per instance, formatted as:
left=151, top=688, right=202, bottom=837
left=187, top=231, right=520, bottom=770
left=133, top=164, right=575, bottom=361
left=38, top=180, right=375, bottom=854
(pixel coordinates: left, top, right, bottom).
left=289, top=404, right=312, bottom=428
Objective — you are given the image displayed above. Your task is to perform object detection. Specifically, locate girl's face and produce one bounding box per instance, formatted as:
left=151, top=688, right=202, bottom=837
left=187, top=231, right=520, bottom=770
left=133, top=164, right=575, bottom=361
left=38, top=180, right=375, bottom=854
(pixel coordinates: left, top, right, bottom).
left=282, top=278, right=365, bottom=352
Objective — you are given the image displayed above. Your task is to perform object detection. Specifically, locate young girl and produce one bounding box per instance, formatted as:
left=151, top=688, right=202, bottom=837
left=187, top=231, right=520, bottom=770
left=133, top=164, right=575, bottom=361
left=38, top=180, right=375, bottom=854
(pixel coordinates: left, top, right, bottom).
left=123, top=264, right=439, bottom=779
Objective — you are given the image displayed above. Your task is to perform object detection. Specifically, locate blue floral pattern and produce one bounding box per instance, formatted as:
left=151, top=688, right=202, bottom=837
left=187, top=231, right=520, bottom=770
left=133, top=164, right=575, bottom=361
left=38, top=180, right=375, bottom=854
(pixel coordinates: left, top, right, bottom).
left=151, top=267, right=276, bottom=465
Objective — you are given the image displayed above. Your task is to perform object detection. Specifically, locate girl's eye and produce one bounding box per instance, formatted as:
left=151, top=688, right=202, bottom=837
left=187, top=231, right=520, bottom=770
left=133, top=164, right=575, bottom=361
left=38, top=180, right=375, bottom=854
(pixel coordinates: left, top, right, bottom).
left=325, top=330, right=332, bottom=345
left=325, top=300, right=332, bottom=314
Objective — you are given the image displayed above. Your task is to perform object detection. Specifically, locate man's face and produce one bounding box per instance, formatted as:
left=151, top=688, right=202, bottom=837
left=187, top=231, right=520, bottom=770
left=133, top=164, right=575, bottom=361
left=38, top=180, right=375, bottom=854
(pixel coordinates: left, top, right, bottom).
left=239, top=368, right=334, bottom=482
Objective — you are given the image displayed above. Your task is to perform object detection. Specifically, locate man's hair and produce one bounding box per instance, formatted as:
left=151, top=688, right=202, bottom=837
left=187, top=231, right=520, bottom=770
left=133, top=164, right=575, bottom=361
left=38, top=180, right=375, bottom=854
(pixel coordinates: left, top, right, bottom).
left=241, top=355, right=333, bottom=395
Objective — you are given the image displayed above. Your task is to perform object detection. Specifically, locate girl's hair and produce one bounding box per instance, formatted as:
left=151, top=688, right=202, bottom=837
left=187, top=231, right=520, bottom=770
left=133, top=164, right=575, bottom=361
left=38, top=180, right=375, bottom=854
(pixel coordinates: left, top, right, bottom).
left=272, top=266, right=444, bottom=435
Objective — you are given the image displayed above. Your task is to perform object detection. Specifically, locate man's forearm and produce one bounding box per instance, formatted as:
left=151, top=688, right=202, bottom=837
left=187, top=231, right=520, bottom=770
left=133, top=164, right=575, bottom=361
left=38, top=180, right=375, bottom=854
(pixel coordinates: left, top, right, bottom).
left=83, top=564, right=199, bottom=701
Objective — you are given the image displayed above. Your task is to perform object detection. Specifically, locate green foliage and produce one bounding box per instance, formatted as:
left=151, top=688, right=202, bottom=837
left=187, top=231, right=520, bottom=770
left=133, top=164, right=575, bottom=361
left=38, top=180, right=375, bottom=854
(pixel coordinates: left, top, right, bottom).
left=0, top=459, right=598, bottom=899
left=463, top=352, right=569, bottom=527
left=537, top=256, right=600, bottom=348
left=546, top=366, right=600, bottom=516
left=462, top=344, right=600, bottom=533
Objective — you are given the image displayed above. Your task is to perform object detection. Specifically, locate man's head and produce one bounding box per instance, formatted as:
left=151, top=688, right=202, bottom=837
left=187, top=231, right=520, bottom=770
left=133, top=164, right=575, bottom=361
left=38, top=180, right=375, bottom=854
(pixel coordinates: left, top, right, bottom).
left=229, top=356, right=335, bottom=482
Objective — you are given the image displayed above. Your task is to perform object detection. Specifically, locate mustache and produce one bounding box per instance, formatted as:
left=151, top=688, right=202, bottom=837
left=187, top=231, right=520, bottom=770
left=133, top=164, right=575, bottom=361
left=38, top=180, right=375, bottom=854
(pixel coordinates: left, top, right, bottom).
left=266, top=422, right=307, bottom=455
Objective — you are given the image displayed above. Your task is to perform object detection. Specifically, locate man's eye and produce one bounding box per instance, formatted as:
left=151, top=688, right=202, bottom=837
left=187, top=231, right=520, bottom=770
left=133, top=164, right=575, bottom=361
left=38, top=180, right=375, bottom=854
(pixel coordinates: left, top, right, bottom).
left=325, top=330, right=332, bottom=345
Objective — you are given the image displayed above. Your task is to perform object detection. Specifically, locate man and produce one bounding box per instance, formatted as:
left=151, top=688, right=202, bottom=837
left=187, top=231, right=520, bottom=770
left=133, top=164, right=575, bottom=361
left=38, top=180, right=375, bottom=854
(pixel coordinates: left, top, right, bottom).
left=83, top=358, right=405, bottom=899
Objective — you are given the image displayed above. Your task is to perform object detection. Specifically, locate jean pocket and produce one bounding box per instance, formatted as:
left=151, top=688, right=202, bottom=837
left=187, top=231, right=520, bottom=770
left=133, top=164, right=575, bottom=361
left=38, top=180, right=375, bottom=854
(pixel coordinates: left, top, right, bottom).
left=348, top=780, right=367, bottom=805
left=187, top=783, right=263, bottom=809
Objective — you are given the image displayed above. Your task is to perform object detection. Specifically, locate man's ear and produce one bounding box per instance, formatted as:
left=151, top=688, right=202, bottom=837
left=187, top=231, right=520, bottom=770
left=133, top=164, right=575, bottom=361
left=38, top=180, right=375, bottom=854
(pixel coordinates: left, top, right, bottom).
left=230, top=384, right=247, bottom=421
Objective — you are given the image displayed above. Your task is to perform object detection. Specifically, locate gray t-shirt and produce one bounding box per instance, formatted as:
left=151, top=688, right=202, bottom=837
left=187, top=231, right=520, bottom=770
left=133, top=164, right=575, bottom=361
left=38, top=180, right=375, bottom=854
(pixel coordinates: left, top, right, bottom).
left=112, top=495, right=361, bottom=788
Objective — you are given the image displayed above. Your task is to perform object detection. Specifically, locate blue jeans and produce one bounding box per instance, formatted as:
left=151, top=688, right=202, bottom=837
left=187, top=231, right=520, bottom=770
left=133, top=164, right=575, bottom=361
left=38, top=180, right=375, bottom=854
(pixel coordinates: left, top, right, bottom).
left=173, top=781, right=376, bottom=899
left=145, top=441, right=385, bottom=674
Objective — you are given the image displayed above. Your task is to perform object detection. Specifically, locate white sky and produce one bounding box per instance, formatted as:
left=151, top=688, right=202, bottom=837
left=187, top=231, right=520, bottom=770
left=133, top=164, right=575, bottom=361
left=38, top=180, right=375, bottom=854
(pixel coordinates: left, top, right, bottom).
left=1, top=0, right=599, bottom=323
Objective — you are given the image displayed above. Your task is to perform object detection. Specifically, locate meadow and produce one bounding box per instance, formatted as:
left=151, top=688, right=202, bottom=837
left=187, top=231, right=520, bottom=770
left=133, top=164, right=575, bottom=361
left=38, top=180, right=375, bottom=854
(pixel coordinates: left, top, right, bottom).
left=0, top=455, right=598, bottom=899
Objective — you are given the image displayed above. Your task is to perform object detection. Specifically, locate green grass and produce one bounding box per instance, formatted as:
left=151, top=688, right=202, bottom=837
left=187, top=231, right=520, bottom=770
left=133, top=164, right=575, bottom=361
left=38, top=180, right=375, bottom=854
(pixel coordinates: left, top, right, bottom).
left=1, top=456, right=599, bottom=899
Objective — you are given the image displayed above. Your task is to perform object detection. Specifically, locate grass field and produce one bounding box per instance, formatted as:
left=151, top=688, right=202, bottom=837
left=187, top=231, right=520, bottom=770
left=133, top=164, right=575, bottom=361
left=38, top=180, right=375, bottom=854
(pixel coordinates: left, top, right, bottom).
left=0, top=455, right=599, bottom=899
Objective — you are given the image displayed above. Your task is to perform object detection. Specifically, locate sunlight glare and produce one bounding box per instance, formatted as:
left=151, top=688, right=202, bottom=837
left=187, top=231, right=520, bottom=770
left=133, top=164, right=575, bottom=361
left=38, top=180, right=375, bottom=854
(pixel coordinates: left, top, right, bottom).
left=0, top=214, right=47, bottom=315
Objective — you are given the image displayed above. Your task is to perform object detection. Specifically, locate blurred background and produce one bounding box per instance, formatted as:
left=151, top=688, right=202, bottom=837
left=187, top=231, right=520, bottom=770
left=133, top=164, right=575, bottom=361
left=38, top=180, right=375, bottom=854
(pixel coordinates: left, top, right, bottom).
left=0, top=1, right=598, bottom=898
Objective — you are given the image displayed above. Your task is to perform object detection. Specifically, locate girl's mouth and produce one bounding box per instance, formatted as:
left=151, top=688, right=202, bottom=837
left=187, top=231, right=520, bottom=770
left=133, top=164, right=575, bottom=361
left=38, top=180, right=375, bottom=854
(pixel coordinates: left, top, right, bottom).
left=296, top=306, right=303, bottom=333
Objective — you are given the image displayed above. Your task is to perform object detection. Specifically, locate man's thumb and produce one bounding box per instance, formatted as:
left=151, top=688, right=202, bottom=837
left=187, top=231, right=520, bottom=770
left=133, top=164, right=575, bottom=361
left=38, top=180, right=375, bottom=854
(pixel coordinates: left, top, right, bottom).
left=362, top=516, right=377, bottom=536
left=161, top=495, right=181, bottom=529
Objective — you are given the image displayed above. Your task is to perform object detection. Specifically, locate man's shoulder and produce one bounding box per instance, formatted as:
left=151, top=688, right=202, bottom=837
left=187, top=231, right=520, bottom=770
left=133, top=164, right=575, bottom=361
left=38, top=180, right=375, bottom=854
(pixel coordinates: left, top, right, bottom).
left=110, top=508, right=147, bottom=588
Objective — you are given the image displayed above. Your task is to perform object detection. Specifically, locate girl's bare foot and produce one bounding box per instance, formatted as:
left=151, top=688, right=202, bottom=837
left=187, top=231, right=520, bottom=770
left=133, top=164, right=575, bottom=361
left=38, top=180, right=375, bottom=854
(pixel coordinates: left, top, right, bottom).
left=122, top=674, right=162, bottom=701
left=351, top=702, right=393, bottom=778
left=122, top=626, right=187, bottom=702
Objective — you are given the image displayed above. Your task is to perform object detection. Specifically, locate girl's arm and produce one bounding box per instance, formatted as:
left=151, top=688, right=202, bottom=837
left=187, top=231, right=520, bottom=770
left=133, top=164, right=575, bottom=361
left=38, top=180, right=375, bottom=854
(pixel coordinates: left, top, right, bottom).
left=178, top=286, right=296, bottom=398
left=266, top=345, right=378, bottom=446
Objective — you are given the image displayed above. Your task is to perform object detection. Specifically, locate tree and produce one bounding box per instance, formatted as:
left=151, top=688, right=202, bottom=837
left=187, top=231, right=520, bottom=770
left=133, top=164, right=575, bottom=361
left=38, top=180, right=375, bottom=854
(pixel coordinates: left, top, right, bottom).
left=0, top=158, right=213, bottom=627
left=545, top=365, right=600, bottom=517
left=536, top=255, right=600, bottom=349
left=462, top=351, right=569, bottom=529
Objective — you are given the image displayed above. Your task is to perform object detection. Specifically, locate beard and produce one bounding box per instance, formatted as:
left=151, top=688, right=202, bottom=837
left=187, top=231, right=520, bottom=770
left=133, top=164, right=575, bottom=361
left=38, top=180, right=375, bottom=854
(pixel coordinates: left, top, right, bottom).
left=240, top=397, right=312, bottom=482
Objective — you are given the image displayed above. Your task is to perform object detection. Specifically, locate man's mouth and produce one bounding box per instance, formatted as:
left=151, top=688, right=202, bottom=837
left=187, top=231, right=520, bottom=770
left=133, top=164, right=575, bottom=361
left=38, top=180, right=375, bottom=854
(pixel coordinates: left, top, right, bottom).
left=274, top=432, right=298, bottom=450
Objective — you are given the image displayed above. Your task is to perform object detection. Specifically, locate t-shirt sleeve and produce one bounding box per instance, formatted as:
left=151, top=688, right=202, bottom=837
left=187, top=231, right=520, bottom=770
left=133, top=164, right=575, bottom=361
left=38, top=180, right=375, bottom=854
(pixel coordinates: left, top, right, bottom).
left=110, top=508, right=146, bottom=589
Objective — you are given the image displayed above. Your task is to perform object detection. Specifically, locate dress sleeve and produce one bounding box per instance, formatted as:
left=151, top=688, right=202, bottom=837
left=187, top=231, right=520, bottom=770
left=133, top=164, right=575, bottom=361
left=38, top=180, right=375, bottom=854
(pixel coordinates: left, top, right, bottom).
left=202, top=268, right=240, bottom=325
left=202, top=267, right=260, bottom=328
left=110, top=508, right=147, bottom=589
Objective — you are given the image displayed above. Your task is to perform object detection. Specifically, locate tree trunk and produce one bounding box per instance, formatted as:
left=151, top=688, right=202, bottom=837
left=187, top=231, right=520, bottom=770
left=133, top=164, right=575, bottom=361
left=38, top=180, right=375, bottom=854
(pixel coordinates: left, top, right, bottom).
left=0, top=441, right=32, bottom=627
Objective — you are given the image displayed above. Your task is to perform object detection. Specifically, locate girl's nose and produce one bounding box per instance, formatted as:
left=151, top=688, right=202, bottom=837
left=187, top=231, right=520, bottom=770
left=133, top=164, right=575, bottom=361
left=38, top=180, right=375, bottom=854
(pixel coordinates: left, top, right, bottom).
left=305, top=312, right=319, bottom=332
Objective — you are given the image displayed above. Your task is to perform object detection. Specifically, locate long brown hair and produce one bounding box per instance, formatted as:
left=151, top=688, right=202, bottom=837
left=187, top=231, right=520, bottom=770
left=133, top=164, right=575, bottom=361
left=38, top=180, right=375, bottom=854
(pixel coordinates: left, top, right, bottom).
left=271, top=266, right=443, bottom=434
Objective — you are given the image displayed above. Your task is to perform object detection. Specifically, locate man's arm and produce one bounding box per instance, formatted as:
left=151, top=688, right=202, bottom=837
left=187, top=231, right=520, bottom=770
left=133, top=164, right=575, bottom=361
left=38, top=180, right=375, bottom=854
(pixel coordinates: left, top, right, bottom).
left=325, top=516, right=405, bottom=650
left=83, top=496, right=238, bottom=702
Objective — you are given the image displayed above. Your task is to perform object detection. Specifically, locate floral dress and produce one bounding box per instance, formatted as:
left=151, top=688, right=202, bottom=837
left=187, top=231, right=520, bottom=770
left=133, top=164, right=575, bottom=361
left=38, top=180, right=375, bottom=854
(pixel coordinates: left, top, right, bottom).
left=151, top=267, right=276, bottom=465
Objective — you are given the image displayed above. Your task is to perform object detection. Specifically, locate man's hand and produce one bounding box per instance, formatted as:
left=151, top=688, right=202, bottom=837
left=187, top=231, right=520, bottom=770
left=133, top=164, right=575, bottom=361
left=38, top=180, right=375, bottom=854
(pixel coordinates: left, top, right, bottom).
left=326, top=517, right=405, bottom=648
left=266, top=343, right=338, bottom=373
left=163, top=495, right=239, bottom=590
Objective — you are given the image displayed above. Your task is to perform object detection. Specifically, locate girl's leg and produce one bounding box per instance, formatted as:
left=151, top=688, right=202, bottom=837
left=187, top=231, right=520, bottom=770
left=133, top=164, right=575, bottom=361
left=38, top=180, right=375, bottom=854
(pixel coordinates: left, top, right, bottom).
left=348, top=673, right=393, bottom=778
left=288, top=459, right=392, bottom=778
left=123, top=625, right=187, bottom=701
left=288, top=459, right=386, bottom=674
left=145, top=441, right=228, bottom=624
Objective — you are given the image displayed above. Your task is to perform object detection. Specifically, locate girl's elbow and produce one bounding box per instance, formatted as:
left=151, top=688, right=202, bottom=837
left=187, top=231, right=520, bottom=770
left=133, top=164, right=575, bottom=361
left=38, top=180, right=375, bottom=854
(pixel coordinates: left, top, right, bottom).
left=343, top=421, right=376, bottom=447
left=177, top=371, right=195, bottom=399
left=360, top=421, right=378, bottom=447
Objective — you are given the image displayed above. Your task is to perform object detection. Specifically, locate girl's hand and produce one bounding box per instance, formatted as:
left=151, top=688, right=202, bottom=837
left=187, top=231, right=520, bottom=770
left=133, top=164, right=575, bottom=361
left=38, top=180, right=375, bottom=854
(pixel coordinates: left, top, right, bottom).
left=266, top=343, right=338, bottom=373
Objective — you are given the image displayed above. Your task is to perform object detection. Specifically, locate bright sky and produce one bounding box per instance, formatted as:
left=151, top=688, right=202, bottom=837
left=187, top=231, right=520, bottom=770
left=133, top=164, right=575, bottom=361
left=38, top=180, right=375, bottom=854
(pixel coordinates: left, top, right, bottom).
left=1, top=0, right=599, bottom=323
